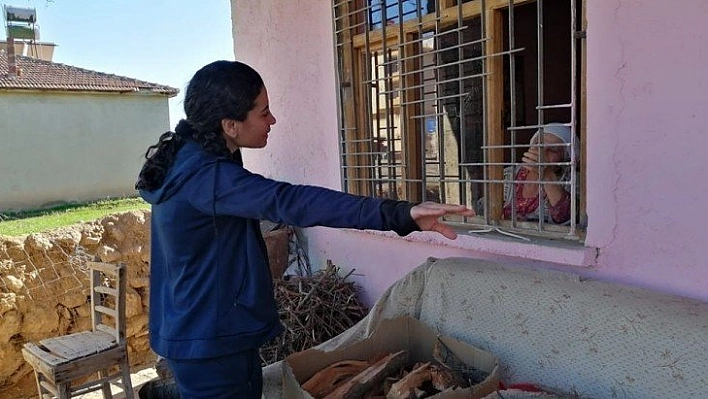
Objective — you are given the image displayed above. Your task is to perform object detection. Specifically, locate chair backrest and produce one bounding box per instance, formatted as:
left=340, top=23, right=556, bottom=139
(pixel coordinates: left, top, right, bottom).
left=86, top=261, right=126, bottom=344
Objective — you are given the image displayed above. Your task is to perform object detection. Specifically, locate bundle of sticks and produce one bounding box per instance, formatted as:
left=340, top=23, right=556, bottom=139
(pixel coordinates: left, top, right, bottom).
left=259, top=260, right=368, bottom=366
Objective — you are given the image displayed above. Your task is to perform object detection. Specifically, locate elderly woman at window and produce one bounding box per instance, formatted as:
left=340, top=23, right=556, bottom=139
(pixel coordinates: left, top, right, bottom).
left=502, top=123, right=578, bottom=224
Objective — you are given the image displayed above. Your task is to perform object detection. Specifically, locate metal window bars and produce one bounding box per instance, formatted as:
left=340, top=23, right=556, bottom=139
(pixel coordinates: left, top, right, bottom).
left=333, top=0, right=581, bottom=240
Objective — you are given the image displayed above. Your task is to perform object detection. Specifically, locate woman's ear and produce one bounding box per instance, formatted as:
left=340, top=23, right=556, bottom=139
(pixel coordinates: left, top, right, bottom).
left=221, top=119, right=240, bottom=140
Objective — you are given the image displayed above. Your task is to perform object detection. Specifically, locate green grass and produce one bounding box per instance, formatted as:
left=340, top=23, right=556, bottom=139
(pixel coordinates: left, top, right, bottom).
left=0, top=197, right=150, bottom=237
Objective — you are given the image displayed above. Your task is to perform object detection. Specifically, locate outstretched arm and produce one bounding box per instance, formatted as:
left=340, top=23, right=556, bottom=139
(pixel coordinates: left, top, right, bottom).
left=410, top=202, right=476, bottom=239
left=192, top=160, right=476, bottom=238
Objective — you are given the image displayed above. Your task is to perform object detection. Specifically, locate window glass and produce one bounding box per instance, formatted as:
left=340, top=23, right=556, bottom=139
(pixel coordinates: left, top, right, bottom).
left=368, top=0, right=436, bottom=29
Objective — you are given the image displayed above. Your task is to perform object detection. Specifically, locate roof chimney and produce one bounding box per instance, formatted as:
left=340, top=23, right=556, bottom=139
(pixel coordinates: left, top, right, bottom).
left=7, top=34, right=17, bottom=76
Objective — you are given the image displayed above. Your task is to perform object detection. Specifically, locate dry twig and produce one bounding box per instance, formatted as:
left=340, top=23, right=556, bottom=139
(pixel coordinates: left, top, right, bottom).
left=259, top=260, right=367, bottom=365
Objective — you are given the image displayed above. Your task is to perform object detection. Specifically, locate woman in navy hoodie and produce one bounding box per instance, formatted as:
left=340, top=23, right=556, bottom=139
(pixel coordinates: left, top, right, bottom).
left=136, top=60, right=474, bottom=398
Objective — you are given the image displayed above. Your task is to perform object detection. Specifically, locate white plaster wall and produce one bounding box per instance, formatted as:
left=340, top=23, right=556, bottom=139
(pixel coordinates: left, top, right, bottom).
left=0, top=91, right=170, bottom=211
left=232, top=0, right=708, bottom=305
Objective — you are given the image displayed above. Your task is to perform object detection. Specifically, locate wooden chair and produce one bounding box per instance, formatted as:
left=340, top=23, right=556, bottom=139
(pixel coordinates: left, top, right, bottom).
left=22, top=261, right=134, bottom=398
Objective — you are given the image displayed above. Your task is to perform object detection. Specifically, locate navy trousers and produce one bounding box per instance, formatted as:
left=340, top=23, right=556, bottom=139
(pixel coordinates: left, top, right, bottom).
left=167, top=349, right=262, bottom=399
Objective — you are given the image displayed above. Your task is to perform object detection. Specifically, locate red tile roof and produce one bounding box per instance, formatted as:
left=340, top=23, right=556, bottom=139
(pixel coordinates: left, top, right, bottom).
left=0, top=51, right=178, bottom=96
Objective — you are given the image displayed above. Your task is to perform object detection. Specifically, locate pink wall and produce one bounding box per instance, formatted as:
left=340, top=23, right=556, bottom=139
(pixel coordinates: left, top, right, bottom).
left=231, top=0, right=341, bottom=189
left=585, top=0, right=708, bottom=297
left=232, top=0, right=708, bottom=305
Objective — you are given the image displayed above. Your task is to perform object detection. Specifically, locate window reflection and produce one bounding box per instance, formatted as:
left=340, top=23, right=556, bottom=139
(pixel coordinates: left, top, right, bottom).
left=368, top=0, right=436, bottom=29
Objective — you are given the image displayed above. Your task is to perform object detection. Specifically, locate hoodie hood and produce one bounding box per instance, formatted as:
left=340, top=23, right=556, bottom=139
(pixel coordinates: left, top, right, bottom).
left=139, top=141, right=230, bottom=205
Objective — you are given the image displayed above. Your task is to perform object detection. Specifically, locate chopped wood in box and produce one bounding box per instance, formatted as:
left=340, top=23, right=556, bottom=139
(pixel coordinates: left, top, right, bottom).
left=302, top=340, right=490, bottom=399
left=302, top=360, right=370, bottom=398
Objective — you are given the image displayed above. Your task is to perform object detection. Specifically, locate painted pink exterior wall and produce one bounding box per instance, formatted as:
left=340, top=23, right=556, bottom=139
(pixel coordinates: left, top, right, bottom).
left=232, top=0, right=708, bottom=305
left=584, top=0, right=708, bottom=296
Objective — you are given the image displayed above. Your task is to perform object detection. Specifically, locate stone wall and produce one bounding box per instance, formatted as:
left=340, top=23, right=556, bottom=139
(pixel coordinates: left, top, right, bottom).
left=0, top=210, right=153, bottom=399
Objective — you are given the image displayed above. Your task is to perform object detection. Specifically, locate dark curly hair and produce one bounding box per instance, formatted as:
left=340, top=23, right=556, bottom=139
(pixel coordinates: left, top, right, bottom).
left=135, top=61, right=264, bottom=191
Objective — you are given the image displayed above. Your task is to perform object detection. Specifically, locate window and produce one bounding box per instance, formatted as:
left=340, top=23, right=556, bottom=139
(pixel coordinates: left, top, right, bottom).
left=333, top=0, right=586, bottom=240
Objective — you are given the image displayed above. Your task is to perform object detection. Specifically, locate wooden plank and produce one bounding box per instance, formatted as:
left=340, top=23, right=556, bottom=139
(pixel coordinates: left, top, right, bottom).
left=95, top=305, right=117, bottom=319
left=388, top=362, right=432, bottom=399
left=39, top=338, right=85, bottom=360
left=23, top=344, right=66, bottom=367
left=430, top=362, right=465, bottom=391
left=86, top=261, right=120, bottom=278
left=94, top=285, right=118, bottom=297
left=485, top=8, right=505, bottom=220
left=40, top=332, right=116, bottom=359
left=117, top=261, right=127, bottom=342
left=90, top=266, right=101, bottom=331
left=324, top=350, right=409, bottom=399
left=53, top=346, right=127, bottom=381
left=38, top=380, right=59, bottom=396
left=353, top=49, right=373, bottom=196
left=70, top=370, right=121, bottom=393
left=302, top=360, right=370, bottom=397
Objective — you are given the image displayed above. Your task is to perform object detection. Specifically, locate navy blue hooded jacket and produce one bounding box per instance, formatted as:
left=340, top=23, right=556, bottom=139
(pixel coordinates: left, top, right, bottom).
left=139, top=140, right=419, bottom=360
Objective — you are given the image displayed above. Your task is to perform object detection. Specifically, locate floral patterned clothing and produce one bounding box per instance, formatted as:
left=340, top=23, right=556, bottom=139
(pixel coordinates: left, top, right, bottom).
left=502, top=167, right=571, bottom=224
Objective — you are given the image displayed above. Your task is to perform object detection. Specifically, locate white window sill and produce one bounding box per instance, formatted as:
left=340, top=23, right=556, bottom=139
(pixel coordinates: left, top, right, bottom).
left=348, top=227, right=597, bottom=268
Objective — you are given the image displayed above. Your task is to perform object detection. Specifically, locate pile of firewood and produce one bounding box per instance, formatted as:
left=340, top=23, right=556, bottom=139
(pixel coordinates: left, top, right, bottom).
left=259, top=261, right=368, bottom=366
left=301, top=340, right=490, bottom=399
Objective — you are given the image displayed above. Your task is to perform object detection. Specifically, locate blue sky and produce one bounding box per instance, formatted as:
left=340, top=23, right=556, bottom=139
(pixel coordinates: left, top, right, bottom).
left=6, top=0, right=234, bottom=125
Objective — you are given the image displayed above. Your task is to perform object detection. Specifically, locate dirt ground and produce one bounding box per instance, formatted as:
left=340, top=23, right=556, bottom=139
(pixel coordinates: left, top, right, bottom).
left=73, top=367, right=158, bottom=399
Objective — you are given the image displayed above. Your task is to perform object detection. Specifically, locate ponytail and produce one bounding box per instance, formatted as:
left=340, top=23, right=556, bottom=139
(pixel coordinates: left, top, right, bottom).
left=135, top=120, right=196, bottom=191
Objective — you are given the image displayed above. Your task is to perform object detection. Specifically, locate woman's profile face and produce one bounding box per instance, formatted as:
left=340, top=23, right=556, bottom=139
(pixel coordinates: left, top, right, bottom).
left=223, top=87, right=277, bottom=151
left=531, top=133, right=565, bottom=163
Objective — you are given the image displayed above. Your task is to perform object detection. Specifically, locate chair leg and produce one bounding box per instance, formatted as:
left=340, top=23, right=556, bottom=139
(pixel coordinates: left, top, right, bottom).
left=120, top=362, right=135, bottom=399
left=34, top=371, right=50, bottom=399
left=34, top=371, right=56, bottom=399
left=57, top=382, right=71, bottom=399
left=32, top=370, right=43, bottom=397
left=98, top=369, right=113, bottom=398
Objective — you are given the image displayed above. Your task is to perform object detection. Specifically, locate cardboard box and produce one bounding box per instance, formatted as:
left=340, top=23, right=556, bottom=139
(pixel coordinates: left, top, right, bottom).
left=283, top=316, right=500, bottom=398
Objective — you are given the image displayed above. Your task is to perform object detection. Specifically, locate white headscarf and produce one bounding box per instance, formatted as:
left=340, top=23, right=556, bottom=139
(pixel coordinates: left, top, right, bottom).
left=530, top=123, right=579, bottom=162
